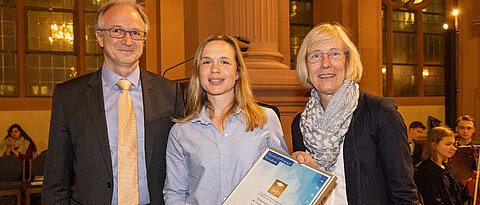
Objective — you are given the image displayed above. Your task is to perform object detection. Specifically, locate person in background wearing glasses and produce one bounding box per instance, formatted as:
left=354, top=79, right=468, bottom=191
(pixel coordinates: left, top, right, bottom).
left=42, top=0, right=183, bottom=204
left=290, top=23, right=418, bottom=204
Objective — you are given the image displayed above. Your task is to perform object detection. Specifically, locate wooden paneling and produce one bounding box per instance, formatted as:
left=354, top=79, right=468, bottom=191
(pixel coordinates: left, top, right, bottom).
left=471, top=0, right=480, bottom=35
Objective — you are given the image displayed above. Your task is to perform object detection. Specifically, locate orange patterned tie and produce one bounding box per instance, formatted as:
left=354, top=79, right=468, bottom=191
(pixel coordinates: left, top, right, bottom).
left=116, top=80, right=139, bottom=205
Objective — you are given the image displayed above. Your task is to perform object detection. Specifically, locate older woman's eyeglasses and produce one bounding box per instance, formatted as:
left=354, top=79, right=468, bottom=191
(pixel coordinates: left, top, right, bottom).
left=306, top=51, right=348, bottom=63
left=97, top=28, right=146, bottom=40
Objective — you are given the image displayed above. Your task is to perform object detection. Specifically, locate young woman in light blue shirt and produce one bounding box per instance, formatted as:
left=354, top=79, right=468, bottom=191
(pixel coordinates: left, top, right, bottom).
left=163, top=35, right=288, bottom=204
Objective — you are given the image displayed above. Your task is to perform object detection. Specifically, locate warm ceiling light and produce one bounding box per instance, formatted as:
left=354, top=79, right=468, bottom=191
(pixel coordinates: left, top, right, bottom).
left=443, top=23, right=449, bottom=30
left=452, top=9, right=459, bottom=16
left=423, top=69, right=429, bottom=77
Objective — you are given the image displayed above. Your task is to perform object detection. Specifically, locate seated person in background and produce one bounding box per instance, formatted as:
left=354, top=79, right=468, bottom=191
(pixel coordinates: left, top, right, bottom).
left=414, top=126, right=471, bottom=205
left=163, top=35, right=288, bottom=204
left=455, top=115, right=478, bottom=146
left=455, top=115, right=479, bottom=180
left=409, top=121, right=426, bottom=165
left=0, top=124, right=37, bottom=161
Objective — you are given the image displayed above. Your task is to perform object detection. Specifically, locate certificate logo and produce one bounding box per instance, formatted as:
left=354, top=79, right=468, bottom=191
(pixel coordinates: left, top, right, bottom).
left=268, top=179, right=288, bottom=198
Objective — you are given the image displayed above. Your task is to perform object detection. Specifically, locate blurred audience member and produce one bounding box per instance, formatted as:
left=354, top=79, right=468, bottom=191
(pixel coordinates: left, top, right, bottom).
left=455, top=115, right=478, bottom=146
left=409, top=121, right=426, bottom=165
left=0, top=124, right=37, bottom=161
left=415, top=126, right=471, bottom=205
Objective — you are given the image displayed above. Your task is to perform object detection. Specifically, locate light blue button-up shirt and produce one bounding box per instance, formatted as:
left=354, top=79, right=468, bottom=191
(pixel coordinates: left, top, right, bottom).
left=101, top=65, right=150, bottom=204
left=163, top=106, right=288, bottom=204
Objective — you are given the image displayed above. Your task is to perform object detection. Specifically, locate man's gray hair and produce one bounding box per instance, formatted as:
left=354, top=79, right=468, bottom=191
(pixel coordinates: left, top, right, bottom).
left=95, top=0, right=150, bottom=32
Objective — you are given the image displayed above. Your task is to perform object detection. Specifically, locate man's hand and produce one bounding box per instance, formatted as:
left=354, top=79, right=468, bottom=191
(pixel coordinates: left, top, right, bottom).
left=291, top=151, right=317, bottom=168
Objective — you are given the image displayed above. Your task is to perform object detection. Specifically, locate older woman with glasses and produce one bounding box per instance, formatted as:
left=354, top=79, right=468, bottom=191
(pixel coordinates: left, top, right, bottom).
left=290, top=23, right=418, bottom=204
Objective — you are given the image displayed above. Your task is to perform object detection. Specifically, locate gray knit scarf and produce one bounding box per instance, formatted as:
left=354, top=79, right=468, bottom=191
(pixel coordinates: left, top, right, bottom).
left=300, top=80, right=359, bottom=171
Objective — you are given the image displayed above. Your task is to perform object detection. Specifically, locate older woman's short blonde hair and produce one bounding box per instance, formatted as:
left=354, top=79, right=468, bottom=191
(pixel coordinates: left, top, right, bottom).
left=296, top=22, right=362, bottom=88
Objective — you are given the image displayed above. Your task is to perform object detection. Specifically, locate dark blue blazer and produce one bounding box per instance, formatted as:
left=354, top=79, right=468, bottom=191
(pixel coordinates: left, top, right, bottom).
left=292, top=92, right=419, bottom=205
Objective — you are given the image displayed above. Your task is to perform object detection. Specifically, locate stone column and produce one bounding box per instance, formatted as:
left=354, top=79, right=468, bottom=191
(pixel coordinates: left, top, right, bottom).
left=224, top=0, right=289, bottom=69
left=223, top=0, right=304, bottom=153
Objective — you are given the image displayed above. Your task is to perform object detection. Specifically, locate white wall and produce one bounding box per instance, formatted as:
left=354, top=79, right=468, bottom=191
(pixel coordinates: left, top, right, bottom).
left=398, top=105, right=445, bottom=132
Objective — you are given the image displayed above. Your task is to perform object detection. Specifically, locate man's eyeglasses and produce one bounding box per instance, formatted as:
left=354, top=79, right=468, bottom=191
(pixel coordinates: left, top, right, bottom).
left=97, top=28, right=146, bottom=40
left=306, top=51, right=348, bottom=63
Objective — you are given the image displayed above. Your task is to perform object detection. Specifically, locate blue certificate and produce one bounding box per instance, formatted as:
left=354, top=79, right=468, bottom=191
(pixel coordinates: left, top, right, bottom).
left=223, top=147, right=336, bottom=205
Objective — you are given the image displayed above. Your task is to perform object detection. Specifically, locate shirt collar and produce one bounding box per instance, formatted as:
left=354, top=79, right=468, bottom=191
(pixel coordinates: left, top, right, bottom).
left=192, top=105, right=245, bottom=125
left=101, top=63, right=140, bottom=90
left=192, top=106, right=211, bottom=125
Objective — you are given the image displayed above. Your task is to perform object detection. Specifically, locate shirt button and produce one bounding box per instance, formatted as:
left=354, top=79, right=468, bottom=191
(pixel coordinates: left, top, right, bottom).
left=224, top=133, right=228, bottom=136
left=107, top=182, right=112, bottom=188
left=222, top=152, right=226, bottom=156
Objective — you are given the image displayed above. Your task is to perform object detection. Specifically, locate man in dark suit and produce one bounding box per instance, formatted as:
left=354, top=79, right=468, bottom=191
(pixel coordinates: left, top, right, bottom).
left=42, top=0, right=183, bottom=204
left=408, top=121, right=426, bottom=166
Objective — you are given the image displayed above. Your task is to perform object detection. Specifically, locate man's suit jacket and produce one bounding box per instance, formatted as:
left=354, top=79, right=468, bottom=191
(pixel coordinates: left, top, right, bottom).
left=42, top=68, right=184, bottom=205
left=411, top=141, right=424, bottom=166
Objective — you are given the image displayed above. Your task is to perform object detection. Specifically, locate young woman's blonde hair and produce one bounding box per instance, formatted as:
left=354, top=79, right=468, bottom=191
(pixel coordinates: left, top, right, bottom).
left=421, top=126, right=455, bottom=162
left=296, top=22, right=362, bottom=88
left=175, top=35, right=267, bottom=131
